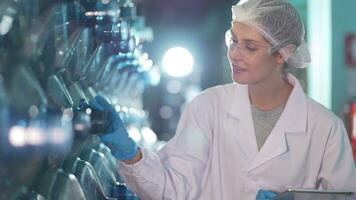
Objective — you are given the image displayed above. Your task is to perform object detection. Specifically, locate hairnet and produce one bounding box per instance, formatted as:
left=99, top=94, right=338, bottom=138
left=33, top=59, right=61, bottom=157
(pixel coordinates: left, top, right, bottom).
left=231, top=0, right=311, bottom=68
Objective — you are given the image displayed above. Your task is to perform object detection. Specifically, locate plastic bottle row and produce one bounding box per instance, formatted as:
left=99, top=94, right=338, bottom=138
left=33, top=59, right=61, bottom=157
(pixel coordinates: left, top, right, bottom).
left=0, top=0, right=159, bottom=199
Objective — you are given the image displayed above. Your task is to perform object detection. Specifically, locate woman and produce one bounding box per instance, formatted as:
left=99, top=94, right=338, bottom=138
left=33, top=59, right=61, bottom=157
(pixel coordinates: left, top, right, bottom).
left=89, top=0, right=356, bottom=199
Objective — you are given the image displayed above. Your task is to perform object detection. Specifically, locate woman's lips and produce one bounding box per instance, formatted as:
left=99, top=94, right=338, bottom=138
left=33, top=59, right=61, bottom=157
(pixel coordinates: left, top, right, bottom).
left=232, top=65, right=247, bottom=73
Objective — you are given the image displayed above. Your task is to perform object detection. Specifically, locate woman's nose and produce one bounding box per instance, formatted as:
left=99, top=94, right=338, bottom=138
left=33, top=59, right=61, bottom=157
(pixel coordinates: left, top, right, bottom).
left=228, top=47, right=244, bottom=62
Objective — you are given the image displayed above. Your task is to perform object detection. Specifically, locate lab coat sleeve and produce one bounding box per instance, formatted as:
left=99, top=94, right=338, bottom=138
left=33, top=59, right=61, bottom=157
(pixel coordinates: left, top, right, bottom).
left=118, top=95, right=212, bottom=200
left=317, top=118, right=356, bottom=192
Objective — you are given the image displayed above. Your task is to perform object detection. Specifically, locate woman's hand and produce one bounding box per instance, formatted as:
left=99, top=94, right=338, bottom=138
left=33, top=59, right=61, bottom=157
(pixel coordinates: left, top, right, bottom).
left=89, top=95, right=140, bottom=162
left=256, top=189, right=278, bottom=200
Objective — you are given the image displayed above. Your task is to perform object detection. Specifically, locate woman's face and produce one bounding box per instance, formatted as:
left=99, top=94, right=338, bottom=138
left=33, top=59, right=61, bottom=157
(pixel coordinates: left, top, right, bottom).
left=227, top=22, right=283, bottom=85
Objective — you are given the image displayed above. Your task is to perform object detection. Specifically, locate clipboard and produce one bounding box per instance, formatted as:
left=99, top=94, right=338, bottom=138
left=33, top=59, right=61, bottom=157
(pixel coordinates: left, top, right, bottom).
left=272, top=188, right=355, bottom=200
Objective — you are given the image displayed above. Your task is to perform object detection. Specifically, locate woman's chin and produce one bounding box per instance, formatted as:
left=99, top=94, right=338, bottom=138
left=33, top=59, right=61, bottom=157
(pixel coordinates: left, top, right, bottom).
left=232, top=74, right=248, bottom=85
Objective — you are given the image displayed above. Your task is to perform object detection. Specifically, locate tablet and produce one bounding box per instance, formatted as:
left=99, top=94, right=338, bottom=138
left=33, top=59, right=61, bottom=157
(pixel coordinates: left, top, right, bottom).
left=272, top=188, right=355, bottom=200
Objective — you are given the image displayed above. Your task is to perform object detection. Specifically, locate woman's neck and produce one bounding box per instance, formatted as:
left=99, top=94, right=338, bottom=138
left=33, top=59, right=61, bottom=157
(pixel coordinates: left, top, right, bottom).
left=248, top=74, right=293, bottom=111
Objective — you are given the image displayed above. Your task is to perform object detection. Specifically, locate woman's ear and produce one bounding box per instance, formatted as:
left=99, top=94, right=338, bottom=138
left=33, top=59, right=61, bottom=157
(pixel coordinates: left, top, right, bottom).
left=274, top=51, right=285, bottom=65
left=274, top=44, right=296, bottom=65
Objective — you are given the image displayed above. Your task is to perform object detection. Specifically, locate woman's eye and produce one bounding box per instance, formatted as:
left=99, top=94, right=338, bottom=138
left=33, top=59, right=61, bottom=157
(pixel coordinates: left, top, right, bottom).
left=245, top=45, right=257, bottom=51
left=231, top=38, right=238, bottom=44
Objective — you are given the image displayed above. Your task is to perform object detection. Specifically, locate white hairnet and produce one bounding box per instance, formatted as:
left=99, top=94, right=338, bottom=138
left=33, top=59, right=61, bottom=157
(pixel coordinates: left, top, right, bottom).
left=232, top=0, right=311, bottom=68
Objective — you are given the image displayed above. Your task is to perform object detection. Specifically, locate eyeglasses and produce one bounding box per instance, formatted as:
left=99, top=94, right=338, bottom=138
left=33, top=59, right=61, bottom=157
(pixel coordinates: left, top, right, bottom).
left=225, top=30, right=272, bottom=56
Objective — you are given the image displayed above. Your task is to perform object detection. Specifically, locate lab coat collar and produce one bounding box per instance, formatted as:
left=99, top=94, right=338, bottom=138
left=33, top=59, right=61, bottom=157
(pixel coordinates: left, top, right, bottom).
left=227, top=73, right=307, bottom=171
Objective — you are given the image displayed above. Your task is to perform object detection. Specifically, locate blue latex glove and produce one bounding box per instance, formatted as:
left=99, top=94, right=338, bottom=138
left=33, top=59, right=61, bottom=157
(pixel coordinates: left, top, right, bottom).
left=89, top=95, right=138, bottom=161
left=256, top=189, right=278, bottom=200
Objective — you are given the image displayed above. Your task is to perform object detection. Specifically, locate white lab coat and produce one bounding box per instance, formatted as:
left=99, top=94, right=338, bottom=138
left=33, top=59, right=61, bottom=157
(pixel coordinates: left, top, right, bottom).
left=118, top=74, right=356, bottom=200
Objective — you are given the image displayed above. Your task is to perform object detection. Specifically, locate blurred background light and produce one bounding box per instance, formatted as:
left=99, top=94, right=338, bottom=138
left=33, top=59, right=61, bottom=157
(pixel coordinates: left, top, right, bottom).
left=62, top=108, right=74, bottom=122
left=147, top=66, right=161, bottom=86
left=128, top=126, right=142, bottom=143
left=159, top=105, right=173, bottom=119
left=166, top=80, right=182, bottom=94
left=28, top=105, right=39, bottom=118
left=26, top=127, right=45, bottom=145
left=162, top=47, right=194, bottom=77
left=51, top=127, right=69, bottom=145
left=141, top=126, right=157, bottom=144
left=0, top=15, right=13, bottom=35
left=9, top=126, right=26, bottom=147
left=85, top=108, right=92, bottom=115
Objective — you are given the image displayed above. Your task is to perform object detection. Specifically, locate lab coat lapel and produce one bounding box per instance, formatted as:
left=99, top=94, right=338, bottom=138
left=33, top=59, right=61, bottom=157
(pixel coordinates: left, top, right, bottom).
left=227, top=83, right=259, bottom=161
left=248, top=74, right=308, bottom=172
left=248, top=118, right=289, bottom=171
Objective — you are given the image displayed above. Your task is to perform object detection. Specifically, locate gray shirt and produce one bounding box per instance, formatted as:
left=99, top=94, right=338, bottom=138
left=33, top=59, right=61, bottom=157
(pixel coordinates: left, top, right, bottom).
left=251, top=104, right=285, bottom=151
